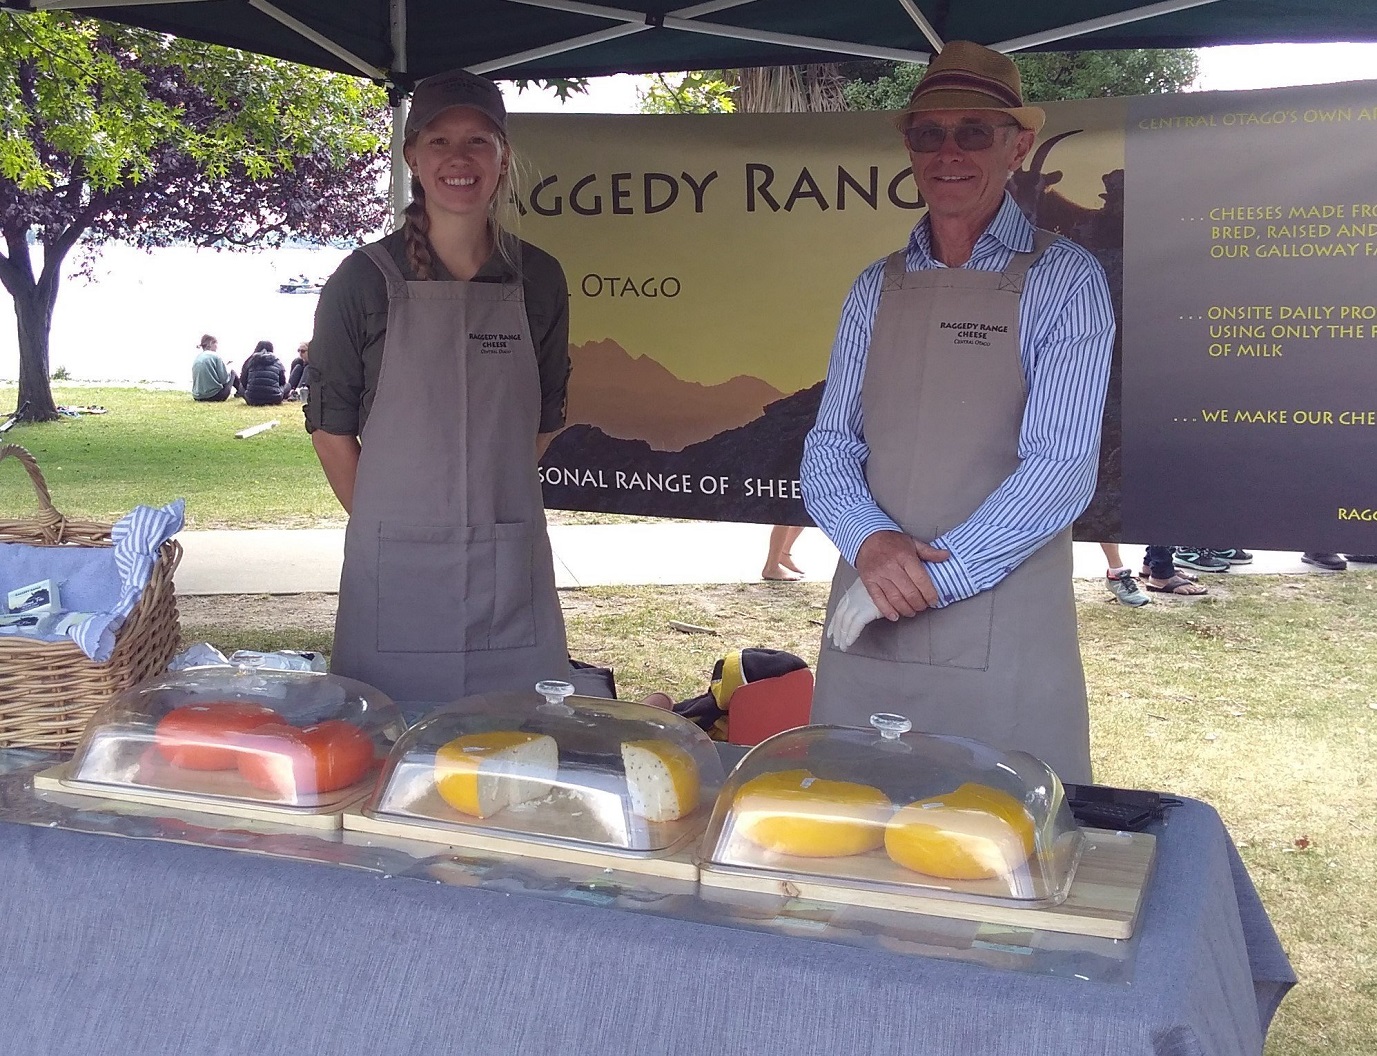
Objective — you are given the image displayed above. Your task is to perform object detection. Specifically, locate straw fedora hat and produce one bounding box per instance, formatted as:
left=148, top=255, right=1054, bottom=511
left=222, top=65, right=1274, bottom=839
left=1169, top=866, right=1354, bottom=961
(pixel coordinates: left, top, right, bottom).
left=899, top=40, right=1046, bottom=133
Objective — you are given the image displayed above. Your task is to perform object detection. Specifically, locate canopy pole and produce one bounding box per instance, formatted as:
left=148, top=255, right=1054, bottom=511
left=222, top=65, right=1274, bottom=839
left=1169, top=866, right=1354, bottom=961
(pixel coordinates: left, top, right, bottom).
left=248, top=0, right=386, bottom=78
left=390, top=100, right=410, bottom=231
left=896, top=0, right=944, bottom=52
left=991, top=0, right=1224, bottom=53
left=390, top=0, right=409, bottom=231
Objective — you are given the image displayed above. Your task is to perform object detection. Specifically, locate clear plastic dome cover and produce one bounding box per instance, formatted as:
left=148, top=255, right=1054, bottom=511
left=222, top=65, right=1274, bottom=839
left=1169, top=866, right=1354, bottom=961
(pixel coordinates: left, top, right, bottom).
left=66, top=666, right=404, bottom=810
left=700, top=714, right=1085, bottom=907
left=364, top=681, right=725, bottom=856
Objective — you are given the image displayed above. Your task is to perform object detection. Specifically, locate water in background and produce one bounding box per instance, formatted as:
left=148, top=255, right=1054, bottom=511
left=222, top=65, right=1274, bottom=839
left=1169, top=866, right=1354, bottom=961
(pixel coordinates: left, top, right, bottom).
left=0, top=241, right=359, bottom=386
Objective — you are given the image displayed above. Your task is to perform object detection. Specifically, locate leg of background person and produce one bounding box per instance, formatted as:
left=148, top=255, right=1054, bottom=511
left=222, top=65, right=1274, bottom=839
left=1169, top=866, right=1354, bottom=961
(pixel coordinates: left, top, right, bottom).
left=1100, top=542, right=1124, bottom=571
left=1146, top=545, right=1207, bottom=595
left=763, top=524, right=806, bottom=581
left=1145, top=546, right=1176, bottom=581
left=1140, top=548, right=1196, bottom=582
left=1101, top=542, right=1149, bottom=606
left=211, top=378, right=232, bottom=402
left=778, top=526, right=806, bottom=574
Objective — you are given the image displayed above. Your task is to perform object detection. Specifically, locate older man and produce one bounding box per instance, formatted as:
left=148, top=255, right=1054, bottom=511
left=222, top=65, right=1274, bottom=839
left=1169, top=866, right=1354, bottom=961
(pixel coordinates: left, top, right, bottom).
left=800, top=41, right=1114, bottom=783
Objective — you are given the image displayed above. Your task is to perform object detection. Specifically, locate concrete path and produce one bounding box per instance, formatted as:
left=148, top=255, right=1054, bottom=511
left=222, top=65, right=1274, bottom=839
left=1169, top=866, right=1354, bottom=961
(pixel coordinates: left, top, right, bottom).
left=172, top=523, right=1339, bottom=596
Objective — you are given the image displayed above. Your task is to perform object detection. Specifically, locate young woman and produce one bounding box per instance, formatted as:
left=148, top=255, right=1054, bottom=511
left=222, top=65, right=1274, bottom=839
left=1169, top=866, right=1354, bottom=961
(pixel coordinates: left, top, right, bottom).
left=286, top=341, right=310, bottom=399
left=306, top=69, right=572, bottom=710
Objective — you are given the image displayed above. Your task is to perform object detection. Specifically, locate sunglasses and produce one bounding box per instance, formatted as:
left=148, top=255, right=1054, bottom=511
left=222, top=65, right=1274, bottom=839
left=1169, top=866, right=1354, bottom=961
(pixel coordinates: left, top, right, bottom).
left=903, top=121, right=1021, bottom=153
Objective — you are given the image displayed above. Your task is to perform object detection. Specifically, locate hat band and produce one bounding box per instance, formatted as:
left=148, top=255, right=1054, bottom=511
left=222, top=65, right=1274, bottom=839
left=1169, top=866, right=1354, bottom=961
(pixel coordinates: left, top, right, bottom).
left=911, top=69, right=1023, bottom=109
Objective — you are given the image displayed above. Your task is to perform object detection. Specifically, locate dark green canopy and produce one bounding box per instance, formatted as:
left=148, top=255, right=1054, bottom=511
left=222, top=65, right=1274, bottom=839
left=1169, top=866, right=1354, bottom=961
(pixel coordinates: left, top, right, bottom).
left=7, top=0, right=1377, bottom=87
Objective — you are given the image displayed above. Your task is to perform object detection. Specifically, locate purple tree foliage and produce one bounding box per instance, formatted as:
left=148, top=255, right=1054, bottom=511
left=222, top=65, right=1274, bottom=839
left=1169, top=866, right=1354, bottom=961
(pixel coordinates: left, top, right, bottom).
left=0, top=15, right=390, bottom=421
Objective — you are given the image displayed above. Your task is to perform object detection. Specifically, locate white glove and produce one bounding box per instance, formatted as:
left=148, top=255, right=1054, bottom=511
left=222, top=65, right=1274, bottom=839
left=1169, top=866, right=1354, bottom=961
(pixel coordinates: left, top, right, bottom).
left=825, top=577, right=883, bottom=651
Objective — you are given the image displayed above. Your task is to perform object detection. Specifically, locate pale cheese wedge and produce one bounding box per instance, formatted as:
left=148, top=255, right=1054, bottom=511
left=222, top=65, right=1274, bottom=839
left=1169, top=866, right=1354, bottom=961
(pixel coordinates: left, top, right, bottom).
left=433, top=731, right=559, bottom=818
left=621, top=739, right=700, bottom=822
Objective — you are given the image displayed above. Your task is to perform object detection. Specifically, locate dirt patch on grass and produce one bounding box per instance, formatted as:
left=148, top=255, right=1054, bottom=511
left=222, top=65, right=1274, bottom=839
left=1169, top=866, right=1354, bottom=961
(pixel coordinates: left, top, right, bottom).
left=178, top=592, right=340, bottom=636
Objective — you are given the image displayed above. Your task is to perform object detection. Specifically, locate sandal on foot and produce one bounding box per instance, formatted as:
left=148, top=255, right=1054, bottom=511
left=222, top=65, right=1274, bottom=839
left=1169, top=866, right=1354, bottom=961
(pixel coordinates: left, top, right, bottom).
left=1146, top=574, right=1208, bottom=595
left=1142, top=566, right=1197, bottom=582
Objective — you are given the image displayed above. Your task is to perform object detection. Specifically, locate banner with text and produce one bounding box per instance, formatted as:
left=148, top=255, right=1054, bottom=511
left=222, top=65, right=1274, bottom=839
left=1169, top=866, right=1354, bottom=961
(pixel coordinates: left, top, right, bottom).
left=513, top=83, right=1377, bottom=551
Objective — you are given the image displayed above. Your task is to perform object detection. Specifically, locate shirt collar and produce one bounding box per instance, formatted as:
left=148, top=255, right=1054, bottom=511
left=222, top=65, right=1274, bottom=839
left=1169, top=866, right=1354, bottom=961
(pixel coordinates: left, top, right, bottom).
left=907, top=191, right=1035, bottom=266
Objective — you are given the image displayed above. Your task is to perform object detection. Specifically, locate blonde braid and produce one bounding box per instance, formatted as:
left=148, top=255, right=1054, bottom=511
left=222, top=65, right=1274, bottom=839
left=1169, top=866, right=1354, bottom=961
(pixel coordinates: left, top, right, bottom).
left=402, top=176, right=436, bottom=281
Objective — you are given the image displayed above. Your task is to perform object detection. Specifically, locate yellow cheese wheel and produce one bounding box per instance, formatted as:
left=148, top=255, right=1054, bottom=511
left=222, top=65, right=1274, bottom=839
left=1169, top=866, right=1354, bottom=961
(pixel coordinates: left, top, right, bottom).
left=621, top=739, right=700, bottom=822
left=884, top=782, right=1036, bottom=880
left=433, top=731, right=558, bottom=818
left=731, top=768, right=891, bottom=857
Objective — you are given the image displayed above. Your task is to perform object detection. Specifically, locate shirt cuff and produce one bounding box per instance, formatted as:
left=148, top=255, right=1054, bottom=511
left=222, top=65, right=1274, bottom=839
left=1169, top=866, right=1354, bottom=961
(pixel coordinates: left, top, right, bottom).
left=925, top=539, right=977, bottom=607
left=837, top=509, right=904, bottom=568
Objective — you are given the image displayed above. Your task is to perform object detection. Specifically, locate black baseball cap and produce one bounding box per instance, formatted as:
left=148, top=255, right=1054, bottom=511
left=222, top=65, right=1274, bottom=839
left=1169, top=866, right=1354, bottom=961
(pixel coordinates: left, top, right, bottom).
left=405, top=69, right=507, bottom=139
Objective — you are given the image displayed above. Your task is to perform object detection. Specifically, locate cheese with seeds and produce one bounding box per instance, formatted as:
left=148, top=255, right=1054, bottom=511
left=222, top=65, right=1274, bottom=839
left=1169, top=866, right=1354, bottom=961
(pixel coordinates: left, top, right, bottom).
left=621, top=739, right=699, bottom=822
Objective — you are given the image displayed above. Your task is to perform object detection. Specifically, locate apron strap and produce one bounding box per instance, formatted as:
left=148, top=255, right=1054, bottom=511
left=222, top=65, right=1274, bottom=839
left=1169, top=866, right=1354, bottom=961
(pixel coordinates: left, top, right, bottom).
left=880, top=226, right=1058, bottom=296
left=997, top=228, right=1060, bottom=293
left=880, top=250, right=908, bottom=293
left=359, top=242, right=409, bottom=298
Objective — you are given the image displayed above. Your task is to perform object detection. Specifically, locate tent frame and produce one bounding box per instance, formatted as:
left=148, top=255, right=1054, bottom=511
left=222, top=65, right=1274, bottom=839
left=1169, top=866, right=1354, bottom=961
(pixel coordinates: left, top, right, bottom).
left=23, top=0, right=1228, bottom=222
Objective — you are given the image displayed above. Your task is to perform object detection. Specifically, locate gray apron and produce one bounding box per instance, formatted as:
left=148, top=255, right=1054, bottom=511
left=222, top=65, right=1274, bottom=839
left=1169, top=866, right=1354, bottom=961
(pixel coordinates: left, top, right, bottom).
left=330, top=243, right=570, bottom=708
left=812, top=231, right=1092, bottom=784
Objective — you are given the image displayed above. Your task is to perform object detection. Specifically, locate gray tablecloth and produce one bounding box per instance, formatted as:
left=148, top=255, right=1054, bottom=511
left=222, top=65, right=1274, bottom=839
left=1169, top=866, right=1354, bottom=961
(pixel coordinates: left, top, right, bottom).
left=0, top=797, right=1292, bottom=1056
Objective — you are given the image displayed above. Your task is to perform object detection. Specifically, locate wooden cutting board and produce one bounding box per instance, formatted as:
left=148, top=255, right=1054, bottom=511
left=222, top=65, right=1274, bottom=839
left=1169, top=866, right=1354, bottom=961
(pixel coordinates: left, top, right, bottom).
left=342, top=787, right=703, bottom=881
left=33, top=758, right=374, bottom=830
left=698, top=828, right=1156, bottom=939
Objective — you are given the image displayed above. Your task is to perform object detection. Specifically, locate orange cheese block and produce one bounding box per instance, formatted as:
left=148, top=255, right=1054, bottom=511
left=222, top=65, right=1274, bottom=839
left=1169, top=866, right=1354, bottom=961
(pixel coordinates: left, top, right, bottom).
left=433, top=731, right=559, bottom=818
left=154, top=702, right=282, bottom=770
left=621, top=739, right=699, bottom=822
left=885, top=782, right=1036, bottom=880
left=731, top=768, right=891, bottom=857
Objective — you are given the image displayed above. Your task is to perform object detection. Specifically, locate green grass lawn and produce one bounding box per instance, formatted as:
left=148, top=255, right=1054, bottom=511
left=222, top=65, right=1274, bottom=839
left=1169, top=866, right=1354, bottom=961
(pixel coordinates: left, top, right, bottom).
left=0, top=385, right=343, bottom=528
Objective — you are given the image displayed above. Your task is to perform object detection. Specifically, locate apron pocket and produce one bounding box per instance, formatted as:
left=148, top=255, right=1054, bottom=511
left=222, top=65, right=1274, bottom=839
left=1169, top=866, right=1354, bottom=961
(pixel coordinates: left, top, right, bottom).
left=463, top=522, right=538, bottom=652
left=376, top=523, right=536, bottom=653
left=844, top=592, right=993, bottom=670
left=926, top=591, right=994, bottom=670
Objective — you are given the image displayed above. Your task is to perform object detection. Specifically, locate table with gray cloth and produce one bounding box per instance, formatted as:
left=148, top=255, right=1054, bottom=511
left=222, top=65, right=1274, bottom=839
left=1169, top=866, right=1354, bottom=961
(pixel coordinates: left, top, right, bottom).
left=0, top=795, right=1292, bottom=1056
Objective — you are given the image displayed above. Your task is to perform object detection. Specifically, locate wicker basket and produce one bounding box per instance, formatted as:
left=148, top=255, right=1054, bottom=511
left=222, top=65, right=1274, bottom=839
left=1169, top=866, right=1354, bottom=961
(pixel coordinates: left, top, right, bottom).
left=0, top=444, right=182, bottom=750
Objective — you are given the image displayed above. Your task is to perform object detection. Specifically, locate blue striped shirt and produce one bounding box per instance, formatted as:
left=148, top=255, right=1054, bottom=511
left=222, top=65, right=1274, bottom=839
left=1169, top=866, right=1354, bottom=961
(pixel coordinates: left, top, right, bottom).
left=801, top=192, right=1115, bottom=607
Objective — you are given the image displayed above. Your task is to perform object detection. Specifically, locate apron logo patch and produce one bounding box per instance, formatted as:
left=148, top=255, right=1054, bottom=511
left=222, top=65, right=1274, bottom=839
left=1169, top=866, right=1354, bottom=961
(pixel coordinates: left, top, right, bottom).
left=469, top=332, right=522, bottom=354
left=939, top=320, right=1008, bottom=347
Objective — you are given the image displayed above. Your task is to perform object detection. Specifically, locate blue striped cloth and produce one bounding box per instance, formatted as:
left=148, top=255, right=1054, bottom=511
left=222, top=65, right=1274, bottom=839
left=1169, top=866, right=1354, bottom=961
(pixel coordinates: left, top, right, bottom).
left=801, top=193, right=1114, bottom=607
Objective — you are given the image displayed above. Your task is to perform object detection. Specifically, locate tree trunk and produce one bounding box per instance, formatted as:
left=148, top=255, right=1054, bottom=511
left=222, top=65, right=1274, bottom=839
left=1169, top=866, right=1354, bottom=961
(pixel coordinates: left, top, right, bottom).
left=1, top=229, right=69, bottom=424
left=736, top=65, right=848, bottom=114
left=13, top=280, right=61, bottom=422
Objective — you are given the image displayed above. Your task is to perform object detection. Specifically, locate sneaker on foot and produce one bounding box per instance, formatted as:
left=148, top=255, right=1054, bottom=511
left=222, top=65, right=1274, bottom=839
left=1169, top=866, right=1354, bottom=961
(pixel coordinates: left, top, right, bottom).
left=1213, top=548, right=1254, bottom=565
left=1301, top=551, right=1347, bottom=571
left=1106, top=570, right=1150, bottom=606
left=1173, top=547, right=1230, bottom=572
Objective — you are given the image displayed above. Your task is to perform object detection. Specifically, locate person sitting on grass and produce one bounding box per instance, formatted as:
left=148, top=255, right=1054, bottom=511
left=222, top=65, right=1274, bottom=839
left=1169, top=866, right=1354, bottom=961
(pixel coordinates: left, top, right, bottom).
left=190, top=334, right=236, bottom=403
left=240, top=340, right=287, bottom=406
left=287, top=341, right=311, bottom=401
